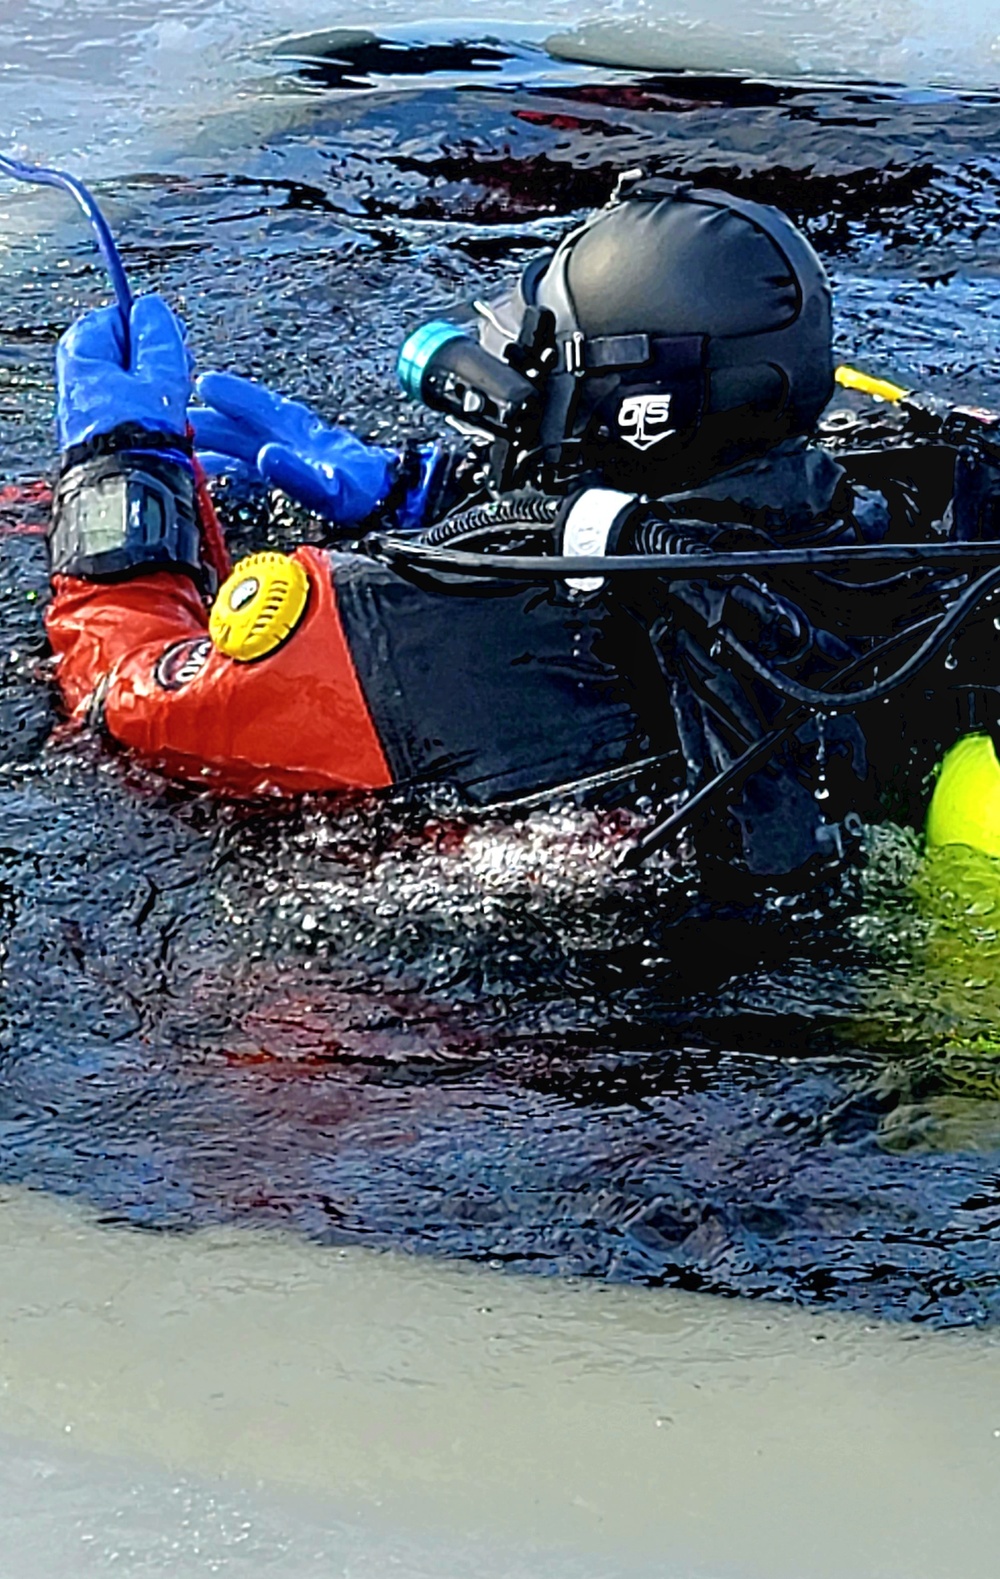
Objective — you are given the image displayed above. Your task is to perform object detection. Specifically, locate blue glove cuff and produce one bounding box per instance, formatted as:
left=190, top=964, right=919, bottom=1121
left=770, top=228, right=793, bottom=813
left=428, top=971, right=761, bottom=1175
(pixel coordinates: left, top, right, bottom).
left=61, top=421, right=194, bottom=473
left=396, top=442, right=457, bottom=531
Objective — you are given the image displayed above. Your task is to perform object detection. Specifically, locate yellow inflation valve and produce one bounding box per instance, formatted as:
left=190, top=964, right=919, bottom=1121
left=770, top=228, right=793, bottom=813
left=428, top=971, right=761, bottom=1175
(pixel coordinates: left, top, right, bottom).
left=926, top=734, right=1000, bottom=859
left=835, top=365, right=911, bottom=404
left=209, top=551, right=310, bottom=662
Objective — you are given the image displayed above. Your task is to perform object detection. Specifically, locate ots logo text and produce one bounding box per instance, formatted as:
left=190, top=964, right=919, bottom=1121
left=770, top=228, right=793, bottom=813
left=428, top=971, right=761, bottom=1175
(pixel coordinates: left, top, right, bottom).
left=617, top=394, right=676, bottom=452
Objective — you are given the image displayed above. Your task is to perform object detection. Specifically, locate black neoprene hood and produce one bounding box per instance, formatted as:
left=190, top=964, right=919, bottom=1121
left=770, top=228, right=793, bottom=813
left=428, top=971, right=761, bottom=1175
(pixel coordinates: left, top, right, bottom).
left=481, top=180, right=835, bottom=491
left=562, top=191, right=809, bottom=334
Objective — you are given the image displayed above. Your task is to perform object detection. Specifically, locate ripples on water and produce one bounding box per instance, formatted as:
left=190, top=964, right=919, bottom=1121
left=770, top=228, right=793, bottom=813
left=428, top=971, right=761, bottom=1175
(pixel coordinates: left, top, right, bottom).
left=5, top=29, right=1000, bottom=1325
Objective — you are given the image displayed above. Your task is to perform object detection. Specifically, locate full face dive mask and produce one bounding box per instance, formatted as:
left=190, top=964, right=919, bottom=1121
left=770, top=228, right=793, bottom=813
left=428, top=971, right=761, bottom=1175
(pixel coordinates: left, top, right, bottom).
left=396, top=272, right=557, bottom=488
left=397, top=178, right=834, bottom=494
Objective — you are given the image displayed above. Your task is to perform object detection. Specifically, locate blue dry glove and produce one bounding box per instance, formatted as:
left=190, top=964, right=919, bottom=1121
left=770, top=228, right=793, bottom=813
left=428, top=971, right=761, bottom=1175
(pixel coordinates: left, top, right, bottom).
left=190, top=372, right=398, bottom=526
left=56, top=295, right=192, bottom=451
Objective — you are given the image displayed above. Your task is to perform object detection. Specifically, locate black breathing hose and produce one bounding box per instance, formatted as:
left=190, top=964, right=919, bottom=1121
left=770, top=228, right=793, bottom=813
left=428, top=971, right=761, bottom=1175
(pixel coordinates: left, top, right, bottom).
left=379, top=536, right=1000, bottom=582
left=622, top=609, right=944, bottom=868
left=421, top=493, right=560, bottom=547
left=718, top=564, right=1000, bottom=710
left=620, top=515, right=719, bottom=558
left=625, top=570, right=1000, bottom=868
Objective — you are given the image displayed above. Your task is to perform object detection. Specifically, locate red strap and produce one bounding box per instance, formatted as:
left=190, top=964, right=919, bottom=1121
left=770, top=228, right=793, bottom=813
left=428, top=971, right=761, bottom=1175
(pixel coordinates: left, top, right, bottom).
left=187, top=429, right=232, bottom=586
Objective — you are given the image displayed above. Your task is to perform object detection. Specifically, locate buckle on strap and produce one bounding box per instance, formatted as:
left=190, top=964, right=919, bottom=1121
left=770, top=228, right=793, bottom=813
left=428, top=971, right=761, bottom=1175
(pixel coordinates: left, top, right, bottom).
left=559, top=331, right=697, bottom=375
left=564, top=331, right=585, bottom=374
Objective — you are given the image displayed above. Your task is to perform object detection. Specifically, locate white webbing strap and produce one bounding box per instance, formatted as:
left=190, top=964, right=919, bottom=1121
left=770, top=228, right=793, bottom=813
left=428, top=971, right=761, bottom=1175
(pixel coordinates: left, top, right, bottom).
left=561, top=488, right=635, bottom=593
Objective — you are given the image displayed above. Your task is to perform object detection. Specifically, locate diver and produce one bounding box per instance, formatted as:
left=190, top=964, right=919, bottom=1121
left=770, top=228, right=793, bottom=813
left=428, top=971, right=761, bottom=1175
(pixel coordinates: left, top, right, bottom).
left=44, top=177, right=993, bottom=882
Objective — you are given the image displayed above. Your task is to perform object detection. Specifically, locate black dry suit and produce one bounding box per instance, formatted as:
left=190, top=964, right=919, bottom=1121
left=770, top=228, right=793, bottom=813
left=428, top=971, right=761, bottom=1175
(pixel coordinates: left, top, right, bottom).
left=379, top=182, right=996, bottom=879
left=360, top=416, right=984, bottom=883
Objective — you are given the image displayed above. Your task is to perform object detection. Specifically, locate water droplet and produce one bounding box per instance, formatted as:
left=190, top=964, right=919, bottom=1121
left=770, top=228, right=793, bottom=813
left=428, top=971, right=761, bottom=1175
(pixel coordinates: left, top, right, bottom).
left=815, top=785, right=830, bottom=801
left=945, top=652, right=958, bottom=671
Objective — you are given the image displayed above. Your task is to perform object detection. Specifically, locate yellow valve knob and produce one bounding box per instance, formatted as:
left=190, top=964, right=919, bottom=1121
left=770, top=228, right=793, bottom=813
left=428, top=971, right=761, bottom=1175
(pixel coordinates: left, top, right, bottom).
left=925, top=733, right=1000, bottom=859
left=209, top=551, right=310, bottom=662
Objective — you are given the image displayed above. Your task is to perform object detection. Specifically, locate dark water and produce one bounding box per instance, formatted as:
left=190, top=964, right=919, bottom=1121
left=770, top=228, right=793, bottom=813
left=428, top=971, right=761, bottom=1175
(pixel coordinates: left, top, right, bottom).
left=5, top=36, right=1000, bottom=1326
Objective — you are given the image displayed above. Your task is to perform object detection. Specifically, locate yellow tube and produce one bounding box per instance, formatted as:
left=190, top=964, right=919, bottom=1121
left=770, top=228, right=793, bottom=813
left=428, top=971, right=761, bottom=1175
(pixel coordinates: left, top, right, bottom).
left=834, top=365, right=910, bottom=404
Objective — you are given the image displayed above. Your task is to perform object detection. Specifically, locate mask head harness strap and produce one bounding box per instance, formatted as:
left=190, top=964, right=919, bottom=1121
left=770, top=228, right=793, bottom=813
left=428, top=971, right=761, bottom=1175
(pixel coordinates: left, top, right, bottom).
left=522, top=185, right=715, bottom=468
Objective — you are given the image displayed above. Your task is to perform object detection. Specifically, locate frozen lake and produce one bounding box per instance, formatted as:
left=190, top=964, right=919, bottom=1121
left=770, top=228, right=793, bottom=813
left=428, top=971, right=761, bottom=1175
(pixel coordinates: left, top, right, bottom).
left=4, top=0, right=1000, bottom=1574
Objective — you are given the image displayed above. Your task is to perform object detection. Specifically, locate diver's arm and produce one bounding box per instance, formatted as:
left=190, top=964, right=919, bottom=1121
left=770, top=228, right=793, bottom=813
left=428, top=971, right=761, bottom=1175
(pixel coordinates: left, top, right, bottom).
left=46, top=296, right=395, bottom=793
left=46, top=547, right=392, bottom=795
left=46, top=295, right=212, bottom=709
